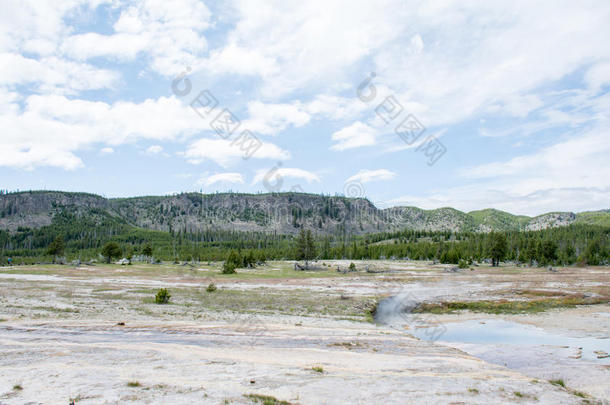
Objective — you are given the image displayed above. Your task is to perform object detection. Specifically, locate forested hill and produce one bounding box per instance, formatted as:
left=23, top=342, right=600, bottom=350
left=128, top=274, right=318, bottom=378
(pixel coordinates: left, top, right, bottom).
left=1, top=191, right=609, bottom=235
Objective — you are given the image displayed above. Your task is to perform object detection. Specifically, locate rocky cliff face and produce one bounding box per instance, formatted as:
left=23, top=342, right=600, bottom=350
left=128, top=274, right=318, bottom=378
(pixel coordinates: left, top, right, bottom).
left=0, top=191, right=606, bottom=235
left=0, top=192, right=110, bottom=231
left=525, top=212, right=577, bottom=231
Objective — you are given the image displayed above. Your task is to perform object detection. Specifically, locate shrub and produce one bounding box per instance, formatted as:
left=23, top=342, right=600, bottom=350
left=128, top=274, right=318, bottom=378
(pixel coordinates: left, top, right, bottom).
left=222, top=261, right=236, bottom=274
left=349, top=262, right=356, bottom=271
left=154, top=288, right=171, bottom=304
left=222, top=250, right=240, bottom=274
left=311, top=366, right=324, bottom=373
left=458, top=259, right=469, bottom=269
left=206, top=282, right=217, bottom=292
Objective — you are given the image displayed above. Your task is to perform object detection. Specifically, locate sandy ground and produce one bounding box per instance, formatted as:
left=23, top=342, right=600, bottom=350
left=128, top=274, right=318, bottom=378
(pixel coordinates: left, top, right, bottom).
left=0, top=261, right=608, bottom=404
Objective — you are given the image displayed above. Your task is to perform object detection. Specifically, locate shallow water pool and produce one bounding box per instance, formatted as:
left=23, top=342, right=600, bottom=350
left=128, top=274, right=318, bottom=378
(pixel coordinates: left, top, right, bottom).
left=411, top=319, right=610, bottom=363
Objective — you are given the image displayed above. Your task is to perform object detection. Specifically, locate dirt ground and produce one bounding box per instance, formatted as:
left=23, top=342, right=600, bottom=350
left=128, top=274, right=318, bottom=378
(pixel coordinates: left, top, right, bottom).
left=0, top=261, right=608, bottom=404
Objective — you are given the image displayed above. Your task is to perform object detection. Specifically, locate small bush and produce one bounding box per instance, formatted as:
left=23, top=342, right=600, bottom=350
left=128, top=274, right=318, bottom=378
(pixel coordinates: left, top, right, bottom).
left=311, top=366, right=324, bottom=373
left=458, top=259, right=469, bottom=269
left=154, top=288, right=171, bottom=304
left=206, top=282, right=217, bottom=292
left=127, top=381, right=141, bottom=387
left=222, top=261, right=237, bottom=274
left=13, top=384, right=23, bottom=391
left=349, top=262, right=356, bottom=271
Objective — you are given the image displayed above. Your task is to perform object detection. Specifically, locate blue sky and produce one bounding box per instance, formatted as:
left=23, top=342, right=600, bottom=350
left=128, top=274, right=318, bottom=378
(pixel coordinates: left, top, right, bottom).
left=1, top=0, right=609, bottom=216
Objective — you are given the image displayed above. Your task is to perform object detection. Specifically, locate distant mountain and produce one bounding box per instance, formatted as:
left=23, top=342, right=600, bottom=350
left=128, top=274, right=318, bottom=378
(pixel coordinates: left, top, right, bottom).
left=1, top=191, right=608, bottom=235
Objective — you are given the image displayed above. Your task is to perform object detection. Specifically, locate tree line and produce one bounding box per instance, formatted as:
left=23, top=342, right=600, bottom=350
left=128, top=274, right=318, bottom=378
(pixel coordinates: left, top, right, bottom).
left=0, top=214, right=608, bottom=266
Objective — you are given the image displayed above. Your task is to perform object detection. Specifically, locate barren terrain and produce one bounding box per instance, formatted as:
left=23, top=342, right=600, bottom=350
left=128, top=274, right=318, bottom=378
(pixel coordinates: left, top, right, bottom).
left=1, top=261, right=608, bottom=404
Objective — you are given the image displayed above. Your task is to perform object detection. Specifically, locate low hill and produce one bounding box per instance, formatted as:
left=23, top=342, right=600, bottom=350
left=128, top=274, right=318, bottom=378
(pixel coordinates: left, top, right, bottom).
left=1, top=191, right=608, bottom=235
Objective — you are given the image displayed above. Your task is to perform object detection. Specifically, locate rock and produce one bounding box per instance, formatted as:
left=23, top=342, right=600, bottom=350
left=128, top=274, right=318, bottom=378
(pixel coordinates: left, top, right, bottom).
left=594, top=350, right=609, bottom=359
left=116, top=322, right=125, bottom=326
left=250, top=379, right=256, bottom=384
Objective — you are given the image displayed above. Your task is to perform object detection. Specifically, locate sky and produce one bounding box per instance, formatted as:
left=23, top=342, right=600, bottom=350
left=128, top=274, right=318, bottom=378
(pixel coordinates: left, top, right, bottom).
left=1, top=0, right=609, bottom=216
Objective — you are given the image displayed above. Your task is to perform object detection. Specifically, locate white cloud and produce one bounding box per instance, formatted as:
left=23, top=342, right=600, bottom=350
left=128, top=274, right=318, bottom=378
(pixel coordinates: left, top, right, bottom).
left=585, top=61, right=610, bottom=89
left=304, top=94, right=370, bottom=121
left=252, top=167, right=320, bottom=185
left=185, top=138, right=290, bottom=167
left=331, top=121, right=378, bottom=151
left=100, top=147, right=114, bottom=154
left=198, top=172, right=244, bottom=187
left=460, top=129, right=610, bottom=193
left=0, top=53, right=119, bottom=93
left=346, top=169, right=395, bottom=184
left=62, top=0, right=211, bottom=76
left=0, top=0, right=104, bottom=55
left=242, top=101, right=310, bottom=135
left=388, top=126, right=610, bottom=215
left=145, top=145, right=163, bottom=155
left=205, top=0, right=610, bottom=131
left=0, top=94, right=208, bottom=170
left=62, top=33, right=150, bottom=61
left=205, top=0, right=406, bottom=97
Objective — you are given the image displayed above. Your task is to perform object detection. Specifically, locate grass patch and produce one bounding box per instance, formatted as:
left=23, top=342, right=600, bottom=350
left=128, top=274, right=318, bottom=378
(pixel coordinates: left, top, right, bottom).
left=468, top=388, right=479, bottom=394
left=244, top=394, right=293, bottom=405
left=328, top=341, right=365, bottom=349
left=184, top=287, right=375, bottom=320
left=414, top=296, right=610, bottom=314
left=550, top=379, right=566, bottom=388
left=311, top=366, right=324, bottom=373
left=13, top=384, right=22, bottom=391
left=31, top=306, right=80, bottom=313
left=126, top=381, right=142, bottom=387
left=514, top=391, right=524, bottom=398
left=516, top=289, right=570, bottom=297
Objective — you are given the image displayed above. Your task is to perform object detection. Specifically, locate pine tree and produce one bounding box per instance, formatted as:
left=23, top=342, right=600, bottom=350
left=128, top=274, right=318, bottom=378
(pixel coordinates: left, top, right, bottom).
left=488, top=232, right=507, bottom=267
left=101, top=242, right=122, bottom=263
left=46, top=235, right=65, bottom=263
left=296, top=229, right=316, bottom=269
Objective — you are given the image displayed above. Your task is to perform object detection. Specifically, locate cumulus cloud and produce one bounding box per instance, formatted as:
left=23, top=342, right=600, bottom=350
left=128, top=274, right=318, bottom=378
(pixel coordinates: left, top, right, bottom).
left=331, top=121, right=378, bottom=150
left=242, top=101, right=310, bottom=135
left=62, top=0, right=211, bottom=76
left=185, top=138, right=290, bottom=167
left=0, top=53, right=119, bottom=93
left=346, top=169, right=396, bottom=184
left=145, top=145, right=163, bottom=155
left=0, top=94, right=207, bottom=170
left=197, top=172, right=245, bottom=187
left=252, top=167, right=321, bottom=185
